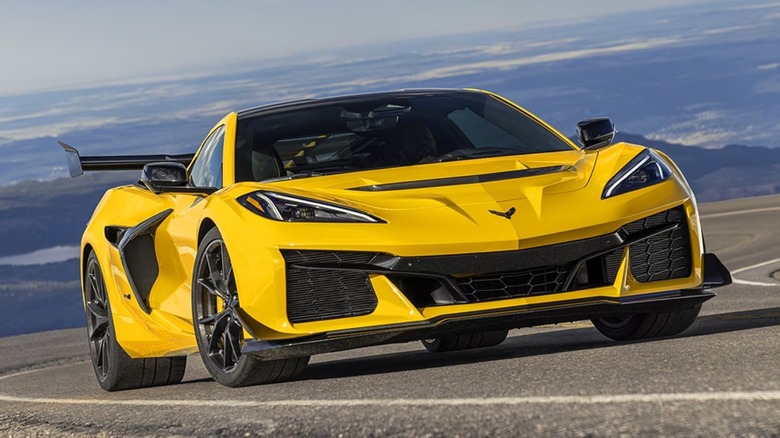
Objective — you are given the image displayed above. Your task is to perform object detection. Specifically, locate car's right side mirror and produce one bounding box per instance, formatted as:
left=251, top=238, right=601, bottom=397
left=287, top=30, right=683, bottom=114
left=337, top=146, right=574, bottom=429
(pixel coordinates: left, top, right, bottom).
left=576, top=117, right=617, bottom=150
left=140, top=162, right=188, bottom=193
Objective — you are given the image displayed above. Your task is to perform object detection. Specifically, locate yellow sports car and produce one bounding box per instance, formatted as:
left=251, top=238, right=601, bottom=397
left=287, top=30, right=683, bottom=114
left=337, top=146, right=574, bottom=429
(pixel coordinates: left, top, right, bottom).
left=60, top=89, right=731, bottom=391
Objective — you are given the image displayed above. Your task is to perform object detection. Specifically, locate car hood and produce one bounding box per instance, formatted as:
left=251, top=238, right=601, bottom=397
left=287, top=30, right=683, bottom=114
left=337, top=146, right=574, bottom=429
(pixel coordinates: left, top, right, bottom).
left=261, top=150, right=596, bottom=212
left=225, top=150, right=611, bottom=247
left=223, top=144, right=687, bottom=253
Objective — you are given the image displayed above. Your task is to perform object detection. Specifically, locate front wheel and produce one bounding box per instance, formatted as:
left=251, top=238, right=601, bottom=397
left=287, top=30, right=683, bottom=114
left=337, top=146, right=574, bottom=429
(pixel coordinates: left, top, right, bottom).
left=591, top=305, right=702, bottom=341
left=84, top=251, right=186, bottom=391
left=192, top=228, right=309, bottom=387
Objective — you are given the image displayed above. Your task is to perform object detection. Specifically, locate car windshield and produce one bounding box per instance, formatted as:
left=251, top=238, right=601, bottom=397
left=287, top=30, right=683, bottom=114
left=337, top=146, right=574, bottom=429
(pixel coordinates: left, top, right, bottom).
left=234, top=91, right=575, bottom=182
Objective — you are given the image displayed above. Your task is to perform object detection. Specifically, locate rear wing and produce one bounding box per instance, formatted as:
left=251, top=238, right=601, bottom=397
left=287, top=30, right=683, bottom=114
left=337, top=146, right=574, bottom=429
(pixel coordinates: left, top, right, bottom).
left=58, top=141, right=194, bottom=177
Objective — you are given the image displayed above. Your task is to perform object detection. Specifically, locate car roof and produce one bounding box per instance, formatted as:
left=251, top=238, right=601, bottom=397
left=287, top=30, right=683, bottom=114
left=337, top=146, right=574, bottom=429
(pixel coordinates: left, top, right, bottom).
left=235, top=88, right=486, bottom=120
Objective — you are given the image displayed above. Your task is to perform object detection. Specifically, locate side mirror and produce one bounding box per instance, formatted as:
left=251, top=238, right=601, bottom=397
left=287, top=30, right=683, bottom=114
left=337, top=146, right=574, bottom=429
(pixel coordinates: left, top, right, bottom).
left=576, top=118, right=616, bottom=150
left=140, top=162, right=188, bottom=193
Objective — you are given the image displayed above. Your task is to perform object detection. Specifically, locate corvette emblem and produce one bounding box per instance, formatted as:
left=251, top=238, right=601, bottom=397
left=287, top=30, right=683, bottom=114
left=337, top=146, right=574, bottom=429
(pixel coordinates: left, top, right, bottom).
left=489, top=207, right=516, bottom=219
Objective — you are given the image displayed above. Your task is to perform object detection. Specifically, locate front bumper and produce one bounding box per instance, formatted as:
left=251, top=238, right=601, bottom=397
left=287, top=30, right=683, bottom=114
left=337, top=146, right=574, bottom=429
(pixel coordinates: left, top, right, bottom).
left=282, top=207, right=700, bottom=324
left=233, top=203, right=730, bottom=341
left=242, top=288, right=717, bottom=360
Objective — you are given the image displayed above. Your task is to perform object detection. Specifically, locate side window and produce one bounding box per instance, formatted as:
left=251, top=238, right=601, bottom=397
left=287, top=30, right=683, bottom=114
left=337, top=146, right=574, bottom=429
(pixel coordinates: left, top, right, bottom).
left=190, top=126, right=225, bottom=188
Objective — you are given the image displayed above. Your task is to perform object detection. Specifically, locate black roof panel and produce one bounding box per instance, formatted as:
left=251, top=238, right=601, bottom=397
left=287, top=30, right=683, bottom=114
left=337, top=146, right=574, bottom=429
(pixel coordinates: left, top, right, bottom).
left=235, top=88, right=484, bottom=119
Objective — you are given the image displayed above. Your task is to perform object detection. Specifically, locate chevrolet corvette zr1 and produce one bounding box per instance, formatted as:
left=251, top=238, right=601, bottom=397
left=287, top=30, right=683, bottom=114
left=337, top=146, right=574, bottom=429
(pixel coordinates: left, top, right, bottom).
left=59, top=89, right=731, bottom=390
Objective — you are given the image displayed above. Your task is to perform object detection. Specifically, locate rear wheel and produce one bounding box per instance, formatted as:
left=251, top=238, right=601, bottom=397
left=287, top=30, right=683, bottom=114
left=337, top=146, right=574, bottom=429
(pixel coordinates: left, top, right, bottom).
left=84, top=251, right=186, bottom=391
left=591, top=305, right=702, bottom=341
left=421, top=330, right=509, bottom=353
left=192, top=228, right=309, bottom=387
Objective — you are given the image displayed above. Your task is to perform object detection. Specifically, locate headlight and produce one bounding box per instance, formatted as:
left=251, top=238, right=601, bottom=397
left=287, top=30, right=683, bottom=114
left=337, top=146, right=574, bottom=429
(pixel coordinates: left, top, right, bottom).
left=603, top=149, right=672, bottom=198
left=237, top=191, right=384, bottom=223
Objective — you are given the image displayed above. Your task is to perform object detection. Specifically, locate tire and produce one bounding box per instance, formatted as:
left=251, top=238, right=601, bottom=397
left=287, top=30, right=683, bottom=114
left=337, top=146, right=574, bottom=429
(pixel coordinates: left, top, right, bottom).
left=421, top=330, right=509, bottom=353
left=84, top=251, right=186, bottom=391
left=591, top=304, right=702, bottom=341
left=192, top=228, right=309, bottom=387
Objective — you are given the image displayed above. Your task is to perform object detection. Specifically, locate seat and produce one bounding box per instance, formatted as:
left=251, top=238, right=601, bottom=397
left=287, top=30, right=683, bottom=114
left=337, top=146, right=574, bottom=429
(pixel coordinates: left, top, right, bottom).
left=383, top=122, right=437, bottom=166
left=235, top=133, right=285, bottom=182
left=250, top=147, right=284, bottom=181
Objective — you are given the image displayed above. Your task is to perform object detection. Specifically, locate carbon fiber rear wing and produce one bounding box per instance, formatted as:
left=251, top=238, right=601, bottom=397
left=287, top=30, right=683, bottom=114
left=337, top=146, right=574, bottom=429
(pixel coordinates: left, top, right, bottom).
left=58, top=141, right=194, bottom=177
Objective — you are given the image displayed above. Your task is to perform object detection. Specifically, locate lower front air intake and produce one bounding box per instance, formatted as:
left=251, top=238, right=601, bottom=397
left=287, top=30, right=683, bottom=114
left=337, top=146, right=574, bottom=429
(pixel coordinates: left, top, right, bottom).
left=282, top=250, right=379, bottom=323
left=621, top=207, right=692, bottom=282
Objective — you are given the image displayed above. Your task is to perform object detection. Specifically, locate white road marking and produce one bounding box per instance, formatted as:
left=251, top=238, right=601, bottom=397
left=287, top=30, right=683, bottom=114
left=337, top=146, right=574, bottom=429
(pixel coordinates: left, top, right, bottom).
left=0, top=367, right=51, bottom=381
left=731, top=257, right=780, bottom=274
left=1, top=392, right=780, bottom=407
left=732, top=279, right=780, bottom=287
left=701, top=206, right=780, bottom=219
left=1, top=365, right=779, bottom=407
left=726, top=258, right=780, bottom=287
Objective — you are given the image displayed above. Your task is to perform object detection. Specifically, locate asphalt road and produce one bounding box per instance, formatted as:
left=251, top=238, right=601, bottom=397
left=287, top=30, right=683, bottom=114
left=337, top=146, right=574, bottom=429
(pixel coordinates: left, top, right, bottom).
left=1, top=195, right=779, bottom=437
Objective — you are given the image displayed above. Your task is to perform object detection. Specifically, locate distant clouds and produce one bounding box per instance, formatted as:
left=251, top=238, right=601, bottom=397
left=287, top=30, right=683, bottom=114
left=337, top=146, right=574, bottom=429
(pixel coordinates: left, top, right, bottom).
left=0, top=0, right=732, bottom=96
left=0, top=117, right=120, bottom=143
left=0, top=246, right=79, bottom=266
left=0, top=33, right=722, bottom=143
left=726, top=1, right=780, bottom=10
left=401, top=37, right=683, bottom=82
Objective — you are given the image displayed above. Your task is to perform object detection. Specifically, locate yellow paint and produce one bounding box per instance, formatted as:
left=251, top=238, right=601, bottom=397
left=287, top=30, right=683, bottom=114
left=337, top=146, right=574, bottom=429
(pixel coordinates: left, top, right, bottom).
left=79, top=89, right=708, bottom=358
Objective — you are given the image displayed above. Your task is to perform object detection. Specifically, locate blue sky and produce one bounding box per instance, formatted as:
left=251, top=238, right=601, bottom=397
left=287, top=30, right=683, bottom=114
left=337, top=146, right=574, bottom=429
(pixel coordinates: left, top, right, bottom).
left=0, top=0, right=720, bottom=96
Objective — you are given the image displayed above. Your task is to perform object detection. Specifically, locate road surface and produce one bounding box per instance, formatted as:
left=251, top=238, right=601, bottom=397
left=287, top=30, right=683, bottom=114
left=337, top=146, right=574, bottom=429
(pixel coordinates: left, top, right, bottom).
left=1, top=195, right=779, bottom=436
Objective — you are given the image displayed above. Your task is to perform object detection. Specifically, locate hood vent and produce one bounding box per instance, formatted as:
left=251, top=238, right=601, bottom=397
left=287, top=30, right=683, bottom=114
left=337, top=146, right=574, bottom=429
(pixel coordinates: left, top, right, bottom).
left=349, top=165, right=567, bottom=192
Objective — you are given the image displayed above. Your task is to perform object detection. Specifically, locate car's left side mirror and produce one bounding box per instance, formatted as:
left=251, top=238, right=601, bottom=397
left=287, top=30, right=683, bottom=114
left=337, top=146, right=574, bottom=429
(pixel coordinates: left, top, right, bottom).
left=576, top=117, right=617, bottom=150
left=140, top=162, right=188, bottom=193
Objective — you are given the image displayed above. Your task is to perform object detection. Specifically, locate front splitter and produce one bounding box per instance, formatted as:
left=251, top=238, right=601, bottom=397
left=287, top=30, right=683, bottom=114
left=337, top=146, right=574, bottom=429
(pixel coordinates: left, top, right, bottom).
left=242, top=289, right=715, bottom=360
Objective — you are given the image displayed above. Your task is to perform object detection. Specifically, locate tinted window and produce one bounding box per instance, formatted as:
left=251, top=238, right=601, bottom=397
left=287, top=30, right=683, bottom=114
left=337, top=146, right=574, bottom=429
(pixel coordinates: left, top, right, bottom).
left=235, top=92, right=574, bottom=182
left=190, top=125, right=225, bottom=188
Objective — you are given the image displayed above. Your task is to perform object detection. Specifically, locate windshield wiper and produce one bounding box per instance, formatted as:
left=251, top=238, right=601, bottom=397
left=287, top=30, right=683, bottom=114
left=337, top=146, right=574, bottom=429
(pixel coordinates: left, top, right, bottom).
left=435, top=147, right=521, bottom=163
left=261, top=164, right=358, bottom=183
left=261, top=171, right=326, bottom=183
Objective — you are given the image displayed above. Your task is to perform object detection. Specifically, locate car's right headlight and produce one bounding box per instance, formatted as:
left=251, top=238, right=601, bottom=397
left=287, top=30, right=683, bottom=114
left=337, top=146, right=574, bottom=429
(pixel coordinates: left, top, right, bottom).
left=237, top=190, right=384, bottom=223
left=603, top=149, right=672, bottom=198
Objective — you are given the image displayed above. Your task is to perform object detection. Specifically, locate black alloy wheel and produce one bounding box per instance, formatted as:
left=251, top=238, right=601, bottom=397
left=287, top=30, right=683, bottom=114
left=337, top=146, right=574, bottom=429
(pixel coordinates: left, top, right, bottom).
left=193, top=234, right=245, bottom=373
left=85, top=253, right=111, bottom=380
left=84, top=251, right=186, bottom=391
left=193, top=228, right=309, bottom=387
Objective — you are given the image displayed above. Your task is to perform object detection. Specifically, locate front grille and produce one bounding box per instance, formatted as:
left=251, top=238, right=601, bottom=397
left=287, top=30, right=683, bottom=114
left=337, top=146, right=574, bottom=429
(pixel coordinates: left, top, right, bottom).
left=282, top=250, right=378, bottom=323
left=456, top=266, right=569, bottom=303
left=620, top=207, right=692, bottom=282
left=280, top=208, right=693, bottom=313
left=453, top=207, right=691, bottom=302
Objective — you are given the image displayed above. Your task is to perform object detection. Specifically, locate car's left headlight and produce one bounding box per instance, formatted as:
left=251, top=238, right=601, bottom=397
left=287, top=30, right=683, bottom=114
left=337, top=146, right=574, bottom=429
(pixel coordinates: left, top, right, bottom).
left=603, top=149, right=672, bottom=198
left=237, top=190, right=384, bottom=223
